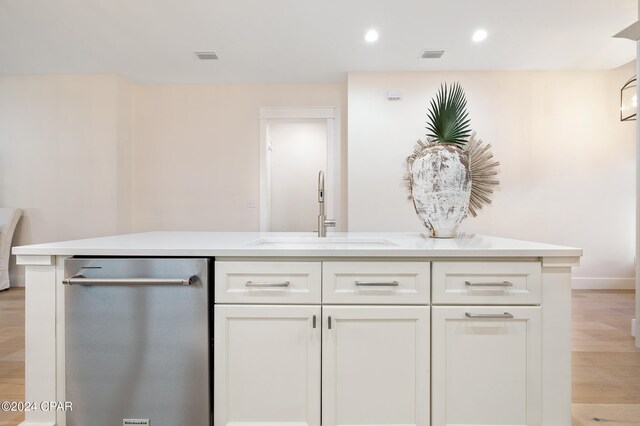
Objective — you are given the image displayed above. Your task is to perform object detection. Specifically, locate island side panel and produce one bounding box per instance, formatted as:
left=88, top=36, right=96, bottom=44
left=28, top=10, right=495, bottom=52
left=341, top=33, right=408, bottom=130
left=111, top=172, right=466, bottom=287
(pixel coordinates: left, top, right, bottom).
left=55, top=256, right=68, bottom=426
left=541, top=257, right=577, bottom=426
left=18, top=255, right=58, bottom=426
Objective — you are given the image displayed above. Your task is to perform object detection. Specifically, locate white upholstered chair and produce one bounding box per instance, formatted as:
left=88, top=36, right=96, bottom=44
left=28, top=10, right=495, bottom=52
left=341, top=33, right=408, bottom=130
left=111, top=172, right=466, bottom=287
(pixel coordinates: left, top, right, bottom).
left=0, top=208, right=22, bottom=291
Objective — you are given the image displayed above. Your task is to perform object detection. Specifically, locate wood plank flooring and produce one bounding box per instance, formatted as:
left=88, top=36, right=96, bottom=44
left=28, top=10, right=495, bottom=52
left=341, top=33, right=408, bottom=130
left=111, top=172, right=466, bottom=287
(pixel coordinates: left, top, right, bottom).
left=0, top=288, right=25, bottom=426
left=0, top=288, right=638, bottom=425
left=572, top=290, right=640, bottom=425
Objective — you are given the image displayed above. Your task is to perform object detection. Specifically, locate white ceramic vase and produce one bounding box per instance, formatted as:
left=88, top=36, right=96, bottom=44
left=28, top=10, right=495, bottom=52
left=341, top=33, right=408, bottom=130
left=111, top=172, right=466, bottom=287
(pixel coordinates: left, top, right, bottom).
left=409, top=143, right=471, bottom=238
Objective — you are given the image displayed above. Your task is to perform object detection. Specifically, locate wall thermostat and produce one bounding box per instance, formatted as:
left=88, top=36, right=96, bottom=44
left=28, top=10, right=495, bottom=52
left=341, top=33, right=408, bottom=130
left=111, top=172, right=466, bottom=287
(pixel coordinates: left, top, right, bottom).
left=387, top=91, right=402, bottom=101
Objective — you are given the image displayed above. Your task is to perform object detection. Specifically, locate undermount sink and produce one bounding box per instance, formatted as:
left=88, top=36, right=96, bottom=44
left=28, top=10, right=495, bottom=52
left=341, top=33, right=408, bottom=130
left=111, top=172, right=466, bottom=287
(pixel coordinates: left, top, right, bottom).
left=247, top=236, right=398, bottom=249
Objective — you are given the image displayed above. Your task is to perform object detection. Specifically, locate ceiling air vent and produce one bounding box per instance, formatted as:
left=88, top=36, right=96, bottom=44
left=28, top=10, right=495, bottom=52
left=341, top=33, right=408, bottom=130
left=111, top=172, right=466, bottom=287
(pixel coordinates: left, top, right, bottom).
left=420, top=50, right=445, bottom=59
left=195, top=51, right=219, bottom=60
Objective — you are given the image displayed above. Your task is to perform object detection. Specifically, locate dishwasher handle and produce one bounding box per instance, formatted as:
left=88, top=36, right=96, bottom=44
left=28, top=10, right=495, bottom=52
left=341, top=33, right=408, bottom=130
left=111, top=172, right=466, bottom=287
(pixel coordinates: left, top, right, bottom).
left=62, top=276, right=198, bottom=286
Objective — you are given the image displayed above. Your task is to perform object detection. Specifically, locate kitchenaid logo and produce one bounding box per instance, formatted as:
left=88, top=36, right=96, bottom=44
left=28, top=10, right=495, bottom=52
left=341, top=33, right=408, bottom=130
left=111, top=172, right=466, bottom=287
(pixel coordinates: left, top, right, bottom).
left=123, top=420, right=149, bottom=426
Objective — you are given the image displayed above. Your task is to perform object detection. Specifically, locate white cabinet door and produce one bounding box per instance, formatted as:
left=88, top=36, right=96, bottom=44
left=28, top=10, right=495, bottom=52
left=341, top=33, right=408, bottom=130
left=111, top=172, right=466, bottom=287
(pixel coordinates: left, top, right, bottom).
left=322, top=306, right=430, bottom=426
left=214, top=305, right=321, bottom=426
left=432, top=306, right=542, bottom=426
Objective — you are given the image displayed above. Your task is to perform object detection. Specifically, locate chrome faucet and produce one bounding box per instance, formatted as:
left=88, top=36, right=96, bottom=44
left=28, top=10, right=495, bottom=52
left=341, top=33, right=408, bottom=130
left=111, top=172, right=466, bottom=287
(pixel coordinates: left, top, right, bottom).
left=318, top=171, right=336, bottom=237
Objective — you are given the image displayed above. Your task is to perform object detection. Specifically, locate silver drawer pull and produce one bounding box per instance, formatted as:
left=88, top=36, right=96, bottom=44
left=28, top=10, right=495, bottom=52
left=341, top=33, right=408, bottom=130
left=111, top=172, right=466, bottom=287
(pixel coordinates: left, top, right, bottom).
left=63, top=276, right=197, bottom=286
left=465, top=280, right=513, bottom=287
left=355, top=281, right=399, bottom=287
left=245, top=281, right=290, bottom=288
left=465, top=312, right=514, bottom=319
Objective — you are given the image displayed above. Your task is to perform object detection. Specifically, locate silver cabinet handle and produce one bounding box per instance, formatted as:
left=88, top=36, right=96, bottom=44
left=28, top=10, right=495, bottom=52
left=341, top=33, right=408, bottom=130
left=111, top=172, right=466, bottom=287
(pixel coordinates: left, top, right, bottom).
left=465, top=280, right=513, bottom=287
left=465, top=312, right=514, bottom=319
left=63, top=276, right=197, bottom=286
left=245, top=281, right=290, bottom=287
left=355, top=280, right=399, bottom=287
left=312, top=315, right=317, bottom=329
left=328, top=316, right=332, bottom=329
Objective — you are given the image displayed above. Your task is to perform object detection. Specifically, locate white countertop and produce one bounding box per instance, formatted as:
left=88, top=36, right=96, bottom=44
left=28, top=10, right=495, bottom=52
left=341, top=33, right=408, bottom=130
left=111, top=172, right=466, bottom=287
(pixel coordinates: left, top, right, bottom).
left=13, top=231, right=583, bottom=258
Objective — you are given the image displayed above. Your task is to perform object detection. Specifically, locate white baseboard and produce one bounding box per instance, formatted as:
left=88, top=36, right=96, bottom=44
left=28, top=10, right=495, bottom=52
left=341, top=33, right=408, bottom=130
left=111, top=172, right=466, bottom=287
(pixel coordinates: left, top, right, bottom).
left=19, top=422, right=56, bottom=426
left=571, top=277, right=636, bottom=290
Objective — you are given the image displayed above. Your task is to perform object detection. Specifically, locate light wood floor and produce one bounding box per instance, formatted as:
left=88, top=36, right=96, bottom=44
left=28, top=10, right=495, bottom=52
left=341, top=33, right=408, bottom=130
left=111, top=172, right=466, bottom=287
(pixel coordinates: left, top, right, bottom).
left=0, top=288, right=639, bottom=425
left=572, top=290, right=640, bottom=425
left=0, top=288, right=25, bottom=426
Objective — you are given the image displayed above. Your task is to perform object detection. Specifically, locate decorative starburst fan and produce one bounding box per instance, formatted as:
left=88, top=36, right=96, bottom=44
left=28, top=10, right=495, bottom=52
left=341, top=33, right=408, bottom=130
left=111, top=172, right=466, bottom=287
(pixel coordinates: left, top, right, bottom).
left=465, top=133, right=500, bottom=217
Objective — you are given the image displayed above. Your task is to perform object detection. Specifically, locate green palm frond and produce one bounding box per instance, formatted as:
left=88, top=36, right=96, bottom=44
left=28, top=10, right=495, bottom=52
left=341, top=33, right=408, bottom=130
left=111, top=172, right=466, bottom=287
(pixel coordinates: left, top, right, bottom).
left=426, top=82, right=471, bottom=147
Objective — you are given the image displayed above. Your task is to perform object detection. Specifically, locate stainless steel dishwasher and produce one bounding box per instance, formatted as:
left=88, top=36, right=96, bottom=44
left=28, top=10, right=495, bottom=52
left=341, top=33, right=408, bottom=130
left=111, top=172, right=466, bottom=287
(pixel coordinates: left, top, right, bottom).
left=63, top=257, right=211, bottom=426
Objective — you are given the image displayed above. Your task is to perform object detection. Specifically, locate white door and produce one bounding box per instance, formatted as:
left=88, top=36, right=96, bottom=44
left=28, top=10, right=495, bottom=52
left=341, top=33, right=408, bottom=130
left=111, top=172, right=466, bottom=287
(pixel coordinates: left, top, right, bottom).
left=322, top=306, right=430, bottom=426
left=214, top=305, right=321, bottom=426
left=268, top=119, right=327, bottom=232
left=432, top=306, right=542, bottom=426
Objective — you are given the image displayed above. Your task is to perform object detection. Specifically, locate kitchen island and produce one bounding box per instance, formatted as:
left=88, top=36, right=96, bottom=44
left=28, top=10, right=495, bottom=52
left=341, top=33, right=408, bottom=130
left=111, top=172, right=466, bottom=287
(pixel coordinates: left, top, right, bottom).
left=14, top=231, right=582, bottom=426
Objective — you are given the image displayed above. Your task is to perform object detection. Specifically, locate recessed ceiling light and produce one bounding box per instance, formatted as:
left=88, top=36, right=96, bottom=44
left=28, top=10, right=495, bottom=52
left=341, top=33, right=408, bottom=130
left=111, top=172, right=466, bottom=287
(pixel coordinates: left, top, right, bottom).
left=472, top=29, right=488, bottom=43
left=365, top=29, right=379, bottom=43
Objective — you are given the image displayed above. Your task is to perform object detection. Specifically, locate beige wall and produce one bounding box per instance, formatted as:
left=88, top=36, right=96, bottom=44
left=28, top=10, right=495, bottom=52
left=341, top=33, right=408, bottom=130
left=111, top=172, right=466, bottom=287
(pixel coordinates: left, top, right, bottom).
left=0, top=78, right=346, bottom=285
left=0, top=65, right=635, bottom=288
left=116, top=76, right=133, bottom=233
left=0, top=74, right=133, bottom=284
left=131, top=83, right=346, bottom=232
left=348, top=64, right=636, bottom=287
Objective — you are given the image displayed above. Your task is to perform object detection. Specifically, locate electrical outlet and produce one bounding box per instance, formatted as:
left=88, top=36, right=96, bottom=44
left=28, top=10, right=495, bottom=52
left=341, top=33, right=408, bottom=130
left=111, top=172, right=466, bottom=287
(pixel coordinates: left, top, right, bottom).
left=246, top=199, right=257, bottom=209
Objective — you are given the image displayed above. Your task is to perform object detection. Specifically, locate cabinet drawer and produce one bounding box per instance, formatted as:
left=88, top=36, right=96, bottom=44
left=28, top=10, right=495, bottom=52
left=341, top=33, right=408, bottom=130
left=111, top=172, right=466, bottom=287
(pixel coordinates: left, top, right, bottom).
left=322, top=261, right=430, bottom=304
left=432, top=261, right=541, bottom=305
left=215, top=261, right=321, bottom=304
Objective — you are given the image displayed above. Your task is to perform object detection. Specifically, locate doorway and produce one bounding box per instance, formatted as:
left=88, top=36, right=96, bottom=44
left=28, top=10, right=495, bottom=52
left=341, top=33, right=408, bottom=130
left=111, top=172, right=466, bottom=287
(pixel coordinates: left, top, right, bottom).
left=259, top=107, right=336, bottom=232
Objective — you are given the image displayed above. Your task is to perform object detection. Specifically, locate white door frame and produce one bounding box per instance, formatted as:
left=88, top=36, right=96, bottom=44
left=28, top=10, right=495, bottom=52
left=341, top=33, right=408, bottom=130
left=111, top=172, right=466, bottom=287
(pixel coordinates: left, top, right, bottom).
left=259, top=106, right=336, bottom=232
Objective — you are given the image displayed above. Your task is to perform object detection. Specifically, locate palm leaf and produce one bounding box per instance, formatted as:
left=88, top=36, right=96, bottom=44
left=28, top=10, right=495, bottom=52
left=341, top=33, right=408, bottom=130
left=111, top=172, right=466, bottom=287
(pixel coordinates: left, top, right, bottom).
left=426, top=82, right=471, bottom=147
